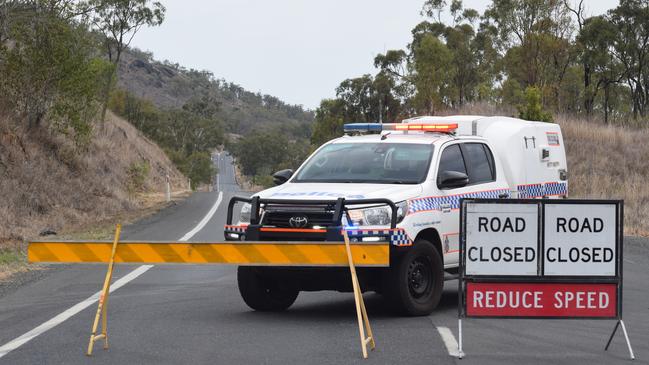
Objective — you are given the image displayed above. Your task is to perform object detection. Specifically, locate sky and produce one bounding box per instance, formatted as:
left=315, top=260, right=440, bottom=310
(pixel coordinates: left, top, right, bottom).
left=131, top=0, right=617, bottom=110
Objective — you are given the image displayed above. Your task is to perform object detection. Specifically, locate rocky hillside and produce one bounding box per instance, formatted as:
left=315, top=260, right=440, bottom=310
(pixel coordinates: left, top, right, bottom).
left=116, top=48, right=314, bottom=136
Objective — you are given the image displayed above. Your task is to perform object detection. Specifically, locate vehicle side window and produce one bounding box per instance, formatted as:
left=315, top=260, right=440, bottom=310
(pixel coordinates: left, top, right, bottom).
left=462, top=143, right=495, bottom=184
left=482, top=144, right=496, bottom=178
left=437, top=144, right=467, bottom=178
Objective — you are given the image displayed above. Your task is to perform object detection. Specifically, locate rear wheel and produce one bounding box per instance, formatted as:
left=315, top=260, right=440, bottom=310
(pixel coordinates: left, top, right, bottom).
left=237, top=266, right=299, bottom=311
left=383, top=239, right=444, bottom=316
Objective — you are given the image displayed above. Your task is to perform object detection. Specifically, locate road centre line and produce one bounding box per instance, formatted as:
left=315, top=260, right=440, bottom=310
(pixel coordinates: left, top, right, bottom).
left=179, top=191, right=223, bottom=241
left=0, top=190, right=225, bottom=358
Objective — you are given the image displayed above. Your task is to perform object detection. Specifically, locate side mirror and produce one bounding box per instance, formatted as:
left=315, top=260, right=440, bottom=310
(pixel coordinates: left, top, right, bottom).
left=438, top=170, right=469, bottom=189
left=272, top=169, right=293, bottom=185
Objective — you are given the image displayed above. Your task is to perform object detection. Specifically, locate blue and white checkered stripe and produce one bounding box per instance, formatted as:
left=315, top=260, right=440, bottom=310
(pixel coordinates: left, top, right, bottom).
left=224, top=225, right=247, bottom=233
left=345, top=229, right=413, bottom=246
left=517, top=182, right=567, bottom=198
left=545, top=182, right=568, bottom=196
left=390, top=230, right=412, bottom=246
left=408, top=189, right=510, bottom=214
left=346, top=229, right=392, bottom=237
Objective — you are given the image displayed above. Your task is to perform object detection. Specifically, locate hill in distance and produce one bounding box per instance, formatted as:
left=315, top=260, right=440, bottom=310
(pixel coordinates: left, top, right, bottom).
left=116, top=48, right=314, bottom=138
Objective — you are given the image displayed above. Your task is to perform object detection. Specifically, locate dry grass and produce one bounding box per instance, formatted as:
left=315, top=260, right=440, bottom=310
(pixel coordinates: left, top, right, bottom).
left=0, top=110, right=188, bottom=255
left=556, top=114, right=649, bottom=236
left=449, top=103, right=649, bottom=236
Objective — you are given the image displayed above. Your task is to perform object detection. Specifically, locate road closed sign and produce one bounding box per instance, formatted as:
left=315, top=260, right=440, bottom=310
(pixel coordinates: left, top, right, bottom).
left=459, top=199, right=623, bottom=320
left=465, top=203, right=539, bottom=276
left=544, top=203, right=617, bottom=276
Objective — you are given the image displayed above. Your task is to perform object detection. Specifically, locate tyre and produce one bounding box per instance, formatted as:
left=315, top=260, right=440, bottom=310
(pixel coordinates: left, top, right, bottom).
left=383, top=239, right=444, bottom=316
left=237, top=266, right=299, bottom=311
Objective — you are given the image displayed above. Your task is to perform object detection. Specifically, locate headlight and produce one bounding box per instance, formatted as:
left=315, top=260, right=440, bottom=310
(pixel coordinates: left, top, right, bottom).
left=347, top=201, right=408, bottom=227
left=363, top=207, right=391, bottom=226
left=239, top=203, right=251, bottom=224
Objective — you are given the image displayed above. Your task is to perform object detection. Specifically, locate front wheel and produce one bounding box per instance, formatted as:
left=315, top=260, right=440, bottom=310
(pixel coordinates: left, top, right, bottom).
left=237, top=266, right=299, bottom=311
left=383, top=239, right=444, bottom=316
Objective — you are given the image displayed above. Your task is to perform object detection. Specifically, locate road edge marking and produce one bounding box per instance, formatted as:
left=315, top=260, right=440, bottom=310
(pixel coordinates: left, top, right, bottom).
left=0, top=186, right=225, bottom=358
left=437, top=326, right=462, bottom=358
left=0, top=265, right=153, bottom=359
left=179, top=191, right=223, bottom=241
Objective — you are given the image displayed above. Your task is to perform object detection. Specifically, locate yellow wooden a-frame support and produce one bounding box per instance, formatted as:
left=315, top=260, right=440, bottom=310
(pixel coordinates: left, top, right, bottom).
left=342, top=231, right=376, bottom=359
left=79, top=226, right=376, bottom=358
left=86, top=224, right=121, bottom=356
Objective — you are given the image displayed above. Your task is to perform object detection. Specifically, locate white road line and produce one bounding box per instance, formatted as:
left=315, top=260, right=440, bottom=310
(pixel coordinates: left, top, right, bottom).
left=0, top=265, right=153, bottom=359
left=179, top=191, right=223, bottom=241
left=437, top=326, right=462, bottom=358
left=0, top=186, right=225, bottom=358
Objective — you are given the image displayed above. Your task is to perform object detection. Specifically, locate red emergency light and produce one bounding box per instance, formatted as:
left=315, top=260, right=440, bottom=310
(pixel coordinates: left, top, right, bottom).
left=391, top=123, right=458, bottom=131
left=343, top=122, right=458, bottom=133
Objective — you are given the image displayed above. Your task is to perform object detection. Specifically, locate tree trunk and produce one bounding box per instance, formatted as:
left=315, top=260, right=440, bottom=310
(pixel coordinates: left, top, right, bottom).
left=604, top=84, right=610, bottom=125
left=584, top=63, right=593, bottom=117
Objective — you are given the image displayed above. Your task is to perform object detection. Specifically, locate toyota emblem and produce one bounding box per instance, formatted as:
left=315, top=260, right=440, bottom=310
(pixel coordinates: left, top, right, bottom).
left=288, top=215, right=309, bottom=228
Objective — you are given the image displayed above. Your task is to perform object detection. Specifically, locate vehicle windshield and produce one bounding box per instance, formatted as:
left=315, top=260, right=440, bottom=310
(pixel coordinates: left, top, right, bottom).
left=294, top=142, right=433, bottom=184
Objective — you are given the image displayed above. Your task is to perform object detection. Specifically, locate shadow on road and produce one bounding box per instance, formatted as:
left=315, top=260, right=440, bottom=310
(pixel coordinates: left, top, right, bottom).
left=231, top=285, right=460, bottom=322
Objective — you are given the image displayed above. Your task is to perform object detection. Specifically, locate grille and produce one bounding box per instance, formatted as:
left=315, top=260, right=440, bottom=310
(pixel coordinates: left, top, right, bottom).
left=262, top=210, right=336, bottom=228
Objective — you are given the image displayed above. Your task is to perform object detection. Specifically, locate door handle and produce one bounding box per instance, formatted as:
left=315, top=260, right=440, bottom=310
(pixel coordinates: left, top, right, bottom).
left=441, top=204, right=451, bottom=213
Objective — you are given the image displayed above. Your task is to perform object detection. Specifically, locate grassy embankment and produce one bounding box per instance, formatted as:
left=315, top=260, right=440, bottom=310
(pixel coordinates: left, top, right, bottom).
left=0, top=111, right=189, bottom=279
left=558, top=115, right=649, bottom=236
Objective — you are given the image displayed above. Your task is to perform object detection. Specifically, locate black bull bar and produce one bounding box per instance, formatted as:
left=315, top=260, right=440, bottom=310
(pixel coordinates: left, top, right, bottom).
left=227, top=196, right=398, bottom=240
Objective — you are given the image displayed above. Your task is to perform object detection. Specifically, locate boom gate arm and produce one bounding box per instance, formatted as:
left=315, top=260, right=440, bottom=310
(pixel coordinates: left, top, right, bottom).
left=27, top=229, right=387, bottom=359
left=28, top=240, right=390, bottom=266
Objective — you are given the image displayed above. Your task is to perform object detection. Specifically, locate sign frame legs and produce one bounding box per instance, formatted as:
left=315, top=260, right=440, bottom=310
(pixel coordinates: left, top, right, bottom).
left=86, top=224, right=121, bottom=356
left=605, top=320, right=635, bottom=360
left=343, top=231, right=375, bottom=359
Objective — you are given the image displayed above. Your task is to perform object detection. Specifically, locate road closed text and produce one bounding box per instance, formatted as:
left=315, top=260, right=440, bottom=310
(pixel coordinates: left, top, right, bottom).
left=544, top=204, right=617, bottom=276
left=465, top=203, right=539, bottom=276
left=466, top=282, right=617, bottom=317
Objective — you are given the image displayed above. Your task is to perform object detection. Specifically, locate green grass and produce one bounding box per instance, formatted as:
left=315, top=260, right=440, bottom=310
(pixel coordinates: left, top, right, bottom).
left=0, top=249, right=25, bottom=266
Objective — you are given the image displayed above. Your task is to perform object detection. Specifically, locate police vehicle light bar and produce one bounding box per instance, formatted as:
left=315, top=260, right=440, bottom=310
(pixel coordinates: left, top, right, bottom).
left=343, top=123, right=458, bottom=133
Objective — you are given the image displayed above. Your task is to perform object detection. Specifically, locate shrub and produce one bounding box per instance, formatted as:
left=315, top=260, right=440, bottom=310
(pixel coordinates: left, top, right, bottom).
left=518, top=86, right=553, bottom=122
left=126, top=161, right=150, bottom=194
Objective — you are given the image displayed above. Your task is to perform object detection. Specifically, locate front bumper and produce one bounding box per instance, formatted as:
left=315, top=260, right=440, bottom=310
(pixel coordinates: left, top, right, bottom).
left=224, top=225, right=412, bottom=246
left=224, top=196, right=412, bottom=246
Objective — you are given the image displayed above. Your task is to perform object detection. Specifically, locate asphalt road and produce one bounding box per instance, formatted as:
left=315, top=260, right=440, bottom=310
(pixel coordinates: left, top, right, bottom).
left=0, top=153, right=647, bottom=364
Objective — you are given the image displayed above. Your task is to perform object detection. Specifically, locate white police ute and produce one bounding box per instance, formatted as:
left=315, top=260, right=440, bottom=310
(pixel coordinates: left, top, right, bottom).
left=225, top=115, right=568, bottom=315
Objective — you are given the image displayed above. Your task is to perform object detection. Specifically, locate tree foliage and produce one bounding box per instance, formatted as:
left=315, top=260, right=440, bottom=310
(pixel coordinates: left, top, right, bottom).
left=87, top=0, right=165, bottom=119
left=311, top=0, right=649, bottom=145
left=228, top=130, right=310, bottom=188
left=109, top=90, right=223, bottom=188
left=0, top=0, right=112, bottom=147
left=519, top=86, right=553, bottom=122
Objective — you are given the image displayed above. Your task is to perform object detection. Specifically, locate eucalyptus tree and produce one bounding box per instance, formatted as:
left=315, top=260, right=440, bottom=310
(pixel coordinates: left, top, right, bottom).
left=87, top=0, right=165, bottom=119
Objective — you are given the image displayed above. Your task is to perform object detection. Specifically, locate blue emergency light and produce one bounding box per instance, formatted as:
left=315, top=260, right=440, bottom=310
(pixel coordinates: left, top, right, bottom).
left=343, top=122, right=458, bottom=134
left=343, top=123, right=384, bottom=133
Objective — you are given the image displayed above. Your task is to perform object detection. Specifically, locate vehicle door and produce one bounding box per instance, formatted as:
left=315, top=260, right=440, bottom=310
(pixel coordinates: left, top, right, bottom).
left=436, top=141, right=504, bottom=266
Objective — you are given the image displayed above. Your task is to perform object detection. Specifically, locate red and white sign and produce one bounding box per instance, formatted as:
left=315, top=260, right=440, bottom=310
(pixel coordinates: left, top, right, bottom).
left=466, top=282, right=617, bottom=318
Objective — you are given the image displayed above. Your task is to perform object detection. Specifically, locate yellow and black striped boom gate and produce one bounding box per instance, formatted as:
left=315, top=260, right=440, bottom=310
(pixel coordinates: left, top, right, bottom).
left=28, top=240, right=389, bottom=266
left=28, top=225, right=388, bottom=359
